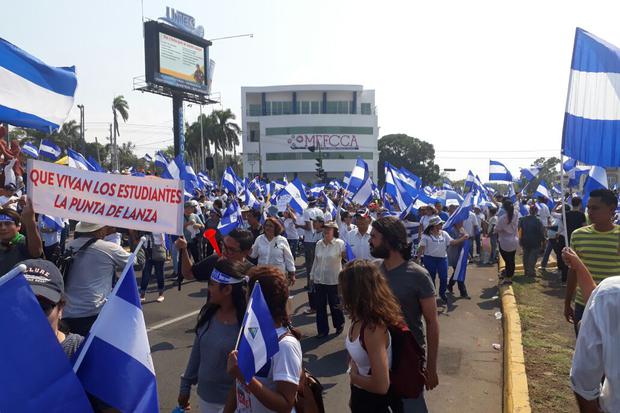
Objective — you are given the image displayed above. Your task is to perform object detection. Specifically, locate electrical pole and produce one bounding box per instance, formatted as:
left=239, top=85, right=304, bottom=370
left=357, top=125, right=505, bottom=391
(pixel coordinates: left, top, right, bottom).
left=199, top=104, right=205, bottom=171
left=77, top=104, right=85, bottom=153
left=95, top=137, right=101, bottom=165
left=109, top=123, right=114, bottom=171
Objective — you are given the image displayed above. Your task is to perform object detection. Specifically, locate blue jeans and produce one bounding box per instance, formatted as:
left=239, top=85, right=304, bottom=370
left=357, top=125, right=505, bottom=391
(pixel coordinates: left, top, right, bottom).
left=423, top=256, right=448, bottom=298
left=541, top=239, right=555, bottom=268
left=140, top=259, right=165, bottom=294
left=171, top=244, right=179, bottom=275
left=489, top=233, right=498, bottom=262
left=287, top=239, right=299, bottom=259
left=389, top=393, right=428, bottom=413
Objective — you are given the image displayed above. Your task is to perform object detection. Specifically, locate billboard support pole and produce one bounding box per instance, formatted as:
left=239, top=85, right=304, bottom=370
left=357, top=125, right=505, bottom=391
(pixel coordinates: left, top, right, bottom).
left=173, top=94, right=185, bottom=161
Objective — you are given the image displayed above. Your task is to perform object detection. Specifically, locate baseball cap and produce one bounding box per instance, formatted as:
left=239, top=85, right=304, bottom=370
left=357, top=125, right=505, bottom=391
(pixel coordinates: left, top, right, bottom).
left=354, top=208, right=370, bottom=218
left=19, top=259, right=64, bottom=303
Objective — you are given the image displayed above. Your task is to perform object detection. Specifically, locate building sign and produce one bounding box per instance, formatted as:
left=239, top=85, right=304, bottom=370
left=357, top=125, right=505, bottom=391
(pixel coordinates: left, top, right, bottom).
left=160, top=7, right=204, bottom=38
left=288, top=134, right=359, bottom=151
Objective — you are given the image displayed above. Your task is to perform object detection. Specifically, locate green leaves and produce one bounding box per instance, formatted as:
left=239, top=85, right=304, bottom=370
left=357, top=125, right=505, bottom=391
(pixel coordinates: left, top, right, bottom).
left=378, top=134, right=441, bottom=185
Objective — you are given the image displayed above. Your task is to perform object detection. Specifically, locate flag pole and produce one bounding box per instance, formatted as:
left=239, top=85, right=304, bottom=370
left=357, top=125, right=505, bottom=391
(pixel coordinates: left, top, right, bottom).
left=560, top=153, right=570, bottom=246
left=73, top=237, right=146, bottom=372
left=234, top=281, right=257, bottom=350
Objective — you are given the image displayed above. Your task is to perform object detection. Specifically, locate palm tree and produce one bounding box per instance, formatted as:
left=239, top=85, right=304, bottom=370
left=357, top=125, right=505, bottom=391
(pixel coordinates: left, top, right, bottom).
left=112, top=95, right=129, bottom=171
left=209, top=109, right=241, bottom=176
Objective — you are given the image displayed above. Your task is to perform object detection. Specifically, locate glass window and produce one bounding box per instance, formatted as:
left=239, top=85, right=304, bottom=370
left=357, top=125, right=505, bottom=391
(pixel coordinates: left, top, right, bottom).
left=310, top=101, right=320, bottom=114
left=301, top=101, right=310, bottom=114
left=282, top=101, right=292, bottom=115
left=264, top=101, right=272, bottom=116
left=248, top=104, right=262, bottom=116
left=337, top=101, right=349, bottom=114
left=361, top=103, right=371, bottom=115
left=325, top=101, right=338, bottom=114
left=271, top=101, right=282, bottom=115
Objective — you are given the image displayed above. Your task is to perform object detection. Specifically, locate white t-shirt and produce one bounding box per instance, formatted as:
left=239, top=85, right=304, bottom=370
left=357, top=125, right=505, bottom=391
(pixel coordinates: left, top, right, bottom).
left=345, top=227, right=372, bottom=260
left=283, top=218, right=299, bottom=240
left=302, top=207, right=322, bottom=239
left=537, top=203, right=551, bottom=226
left=462, top=212, right=478, bottom=237
left=420, top=231, right=453, bottom=258
left=235, top=327, right=302, bottom=413
left=419, top=215, right=433, bottom=231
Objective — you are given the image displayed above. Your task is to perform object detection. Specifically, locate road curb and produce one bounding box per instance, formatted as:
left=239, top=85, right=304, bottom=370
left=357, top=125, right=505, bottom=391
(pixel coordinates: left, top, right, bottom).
left=499, top=257, right=532, bottom=413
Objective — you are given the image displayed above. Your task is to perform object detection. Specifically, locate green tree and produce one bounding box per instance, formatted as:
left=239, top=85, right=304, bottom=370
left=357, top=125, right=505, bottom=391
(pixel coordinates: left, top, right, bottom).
left=112, top=95, right=129, bottom=170
left=378, top=134, right=441, bottom=185
left=518, top=157, right=561, bottom=195
left=209, top=109, right=241, bottom=176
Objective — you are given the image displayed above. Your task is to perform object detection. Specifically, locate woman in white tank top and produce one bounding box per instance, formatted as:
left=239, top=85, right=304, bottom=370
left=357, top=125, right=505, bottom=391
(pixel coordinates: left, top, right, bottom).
left=339, top=260, right=406, bottom=413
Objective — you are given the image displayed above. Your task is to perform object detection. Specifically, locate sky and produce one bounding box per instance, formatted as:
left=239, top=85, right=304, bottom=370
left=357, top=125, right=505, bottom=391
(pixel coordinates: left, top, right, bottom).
left=4, top=0, right=620, bottom=181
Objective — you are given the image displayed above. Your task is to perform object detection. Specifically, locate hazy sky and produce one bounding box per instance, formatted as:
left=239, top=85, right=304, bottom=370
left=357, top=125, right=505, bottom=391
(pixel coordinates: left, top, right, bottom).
left=4, top=0, right=620, bottom=180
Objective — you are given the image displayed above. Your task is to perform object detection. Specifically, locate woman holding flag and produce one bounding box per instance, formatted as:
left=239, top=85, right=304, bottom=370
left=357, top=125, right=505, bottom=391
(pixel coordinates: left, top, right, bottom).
left=415, top=216, right=468, bottom=303
left=225, top=266, right=303, bottom=413
left=178, top=259, right=249, bottom=413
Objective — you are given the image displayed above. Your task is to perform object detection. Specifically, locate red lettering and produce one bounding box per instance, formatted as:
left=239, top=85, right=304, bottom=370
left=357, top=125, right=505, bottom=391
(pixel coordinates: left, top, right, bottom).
left=53, top=194, right=67, bottom=209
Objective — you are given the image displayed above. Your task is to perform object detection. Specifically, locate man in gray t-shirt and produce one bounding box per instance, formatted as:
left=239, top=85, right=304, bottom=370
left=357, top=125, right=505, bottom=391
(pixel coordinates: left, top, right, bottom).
left=63, top=222, right=130, bottom=335
left=370, top=216, right=439, bottom=412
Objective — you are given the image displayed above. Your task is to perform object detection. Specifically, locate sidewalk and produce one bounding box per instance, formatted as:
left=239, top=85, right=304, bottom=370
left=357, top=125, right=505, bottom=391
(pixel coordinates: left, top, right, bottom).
left=291, top=262, right=503, bottom=412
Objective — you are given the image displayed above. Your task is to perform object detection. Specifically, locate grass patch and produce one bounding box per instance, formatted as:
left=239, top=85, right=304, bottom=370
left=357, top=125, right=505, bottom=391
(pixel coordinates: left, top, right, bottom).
left=512, top=270, right=577, bottom=413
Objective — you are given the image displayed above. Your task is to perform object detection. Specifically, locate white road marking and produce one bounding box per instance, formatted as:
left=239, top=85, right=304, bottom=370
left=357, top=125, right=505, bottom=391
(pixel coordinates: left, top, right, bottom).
left=146, top=309, right=200, bottom=333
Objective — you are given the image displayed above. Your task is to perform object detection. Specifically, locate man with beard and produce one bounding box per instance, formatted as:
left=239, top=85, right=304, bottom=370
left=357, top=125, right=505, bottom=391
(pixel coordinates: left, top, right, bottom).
left=369, top=216, right=439, bottom=413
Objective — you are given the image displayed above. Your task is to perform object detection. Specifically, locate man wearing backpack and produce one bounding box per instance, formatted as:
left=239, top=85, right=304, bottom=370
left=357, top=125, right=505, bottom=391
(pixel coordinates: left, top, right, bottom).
left=370, top=216, right=439, bottom=413
left=62, top=221, right=130, bottom=336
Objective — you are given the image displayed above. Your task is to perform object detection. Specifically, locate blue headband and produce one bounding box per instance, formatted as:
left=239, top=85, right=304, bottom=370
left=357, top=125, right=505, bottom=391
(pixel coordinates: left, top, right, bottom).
left=210, top=268, right=247, bottom=284
left=0, top=214, right=16, bottom=223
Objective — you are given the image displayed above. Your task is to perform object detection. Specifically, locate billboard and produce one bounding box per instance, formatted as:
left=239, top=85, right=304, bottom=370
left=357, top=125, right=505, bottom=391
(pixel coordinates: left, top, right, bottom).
left=144, top=21, right=212, bottom=95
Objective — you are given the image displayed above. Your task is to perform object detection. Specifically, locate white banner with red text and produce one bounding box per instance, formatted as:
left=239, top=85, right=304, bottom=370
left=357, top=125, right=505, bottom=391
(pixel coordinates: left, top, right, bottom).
left=27, top=159, right=184, bottom=235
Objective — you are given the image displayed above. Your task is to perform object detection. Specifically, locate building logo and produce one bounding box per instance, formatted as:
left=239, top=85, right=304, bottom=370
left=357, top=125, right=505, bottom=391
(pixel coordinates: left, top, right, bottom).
left=288, top=134, right=359, bottom=150
left=160, top=7, right=205, bottom=38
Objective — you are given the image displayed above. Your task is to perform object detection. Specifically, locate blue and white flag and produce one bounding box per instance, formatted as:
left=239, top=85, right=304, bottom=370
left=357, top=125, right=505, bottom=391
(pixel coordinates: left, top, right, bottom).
left=568, top=165, right=591, bottom=187
left=464, top=170, right=476, bottom=192
left=0, top=265, right=93, bottom=412
left=237, top=282, right=279, bottom=384
left=444, top=192, right=474, bottom=232
left=346, top=158, right=368, bottom=193
left=67, top=148, right=94, bottom=171
left=489, top=160, right=513, bottom=182
left=73, top=250, right=158, bottom=413
left=520, top=167, right=540, bottom=182
left=21, top=141, right=39, bottom=158
left=218, top=201, right=242, bottom=235
left=345, top=241, right=356, bottom=261
left=143, top=153, right=153, bottom=163
left=508, top=182, right=517, bottom=203
left=222, top=166, right=242, bottom=195
left=563, top=157, right=577, bottom=172
left=309, top=184, right=325, bottom=197
left=280, top=178, right=308, bottom=214
left=562, top=28, right=620, bottom=167
left=582, top=166, right=609, bottom=206
left=0, top=38, right=77, bottom=132
left=350, top=174, right=374, bottom=207
left=442, top=179, right=454, bottom=190
left=552, top=183, right=563, bottom=196
left=534, top=180, right=551, bottom=199
left=87, top=156, right=106, bottom=173
left=243, top=186, right=261, bottom=210
left=320, top=191, right=337, bottom=220
left=453, top=239, right=470, bottom=282
left=154, top=151, right=169, bottom=169
left=39, top=139, right=61, bottom=160
left=343, top=172, right=351, bottom=188
left=161, top=154, right=183, bottom=180
left=198, top=172, right=215, bottom=189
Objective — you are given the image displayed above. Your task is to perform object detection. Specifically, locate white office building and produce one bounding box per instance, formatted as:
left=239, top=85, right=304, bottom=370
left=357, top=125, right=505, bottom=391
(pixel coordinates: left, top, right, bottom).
left=241, top=84, right=378, bottom=182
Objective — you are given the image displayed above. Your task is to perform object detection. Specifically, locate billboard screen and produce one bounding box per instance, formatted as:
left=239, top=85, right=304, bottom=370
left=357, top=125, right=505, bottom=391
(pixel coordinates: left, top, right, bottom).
left=144, top=21, right=211, bottom=95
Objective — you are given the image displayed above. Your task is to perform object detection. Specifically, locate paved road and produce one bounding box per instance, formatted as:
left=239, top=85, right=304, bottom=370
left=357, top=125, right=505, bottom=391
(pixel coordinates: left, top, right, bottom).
left=141, top=259, right=502, bottom=412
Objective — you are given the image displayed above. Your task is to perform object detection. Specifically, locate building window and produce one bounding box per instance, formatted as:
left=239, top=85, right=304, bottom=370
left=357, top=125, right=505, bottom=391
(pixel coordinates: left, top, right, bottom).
left=246, top=153, right=260, bottom=161
left=264, top=101, right=272, bottom=115
left=325, top=101, right=338, bottom=114
left=301, top=101, right=310, bottom=114
left=310, top=101, right=320, bottom=114
left=266, top=151, right=374, bottom=161
left=248, top=104, right=262, bottom=116
left=337, top=101, right=349, bottom=114
left=282, top=101, right=293, bottom=115
left=361, top=103, right=372, bottom=115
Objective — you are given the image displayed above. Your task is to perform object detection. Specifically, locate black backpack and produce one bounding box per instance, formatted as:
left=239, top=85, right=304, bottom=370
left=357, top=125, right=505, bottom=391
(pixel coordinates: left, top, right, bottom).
left=58, top=238, right=98, bottom=283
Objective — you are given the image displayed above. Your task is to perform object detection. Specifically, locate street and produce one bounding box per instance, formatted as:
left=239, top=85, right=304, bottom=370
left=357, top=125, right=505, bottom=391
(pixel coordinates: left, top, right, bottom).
left=142, top=259, right=502, bottom=412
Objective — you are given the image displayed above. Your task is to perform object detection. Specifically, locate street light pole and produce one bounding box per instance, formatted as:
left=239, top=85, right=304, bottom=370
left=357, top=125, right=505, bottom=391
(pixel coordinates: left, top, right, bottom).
left=77, top=104, right=85, bottom=153
left=199, top=104, right=205, bottom=171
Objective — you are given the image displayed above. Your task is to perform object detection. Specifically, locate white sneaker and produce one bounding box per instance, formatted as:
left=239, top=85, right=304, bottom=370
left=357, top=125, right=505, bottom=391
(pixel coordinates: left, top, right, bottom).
left=156, top=295, right=165, bottom=303
left=140, top=294, right=146, bottom=303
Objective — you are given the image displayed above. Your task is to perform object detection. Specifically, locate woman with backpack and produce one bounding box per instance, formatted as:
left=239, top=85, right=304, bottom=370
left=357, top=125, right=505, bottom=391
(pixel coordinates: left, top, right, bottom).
left=178, top=259, right=248, bottom=413
left=339, top=259, right=405, bottom=413
left=225, top=266, right=303, bottom=413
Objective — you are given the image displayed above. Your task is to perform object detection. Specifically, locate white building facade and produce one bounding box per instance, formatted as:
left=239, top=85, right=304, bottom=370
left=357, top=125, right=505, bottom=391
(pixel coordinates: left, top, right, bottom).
left=241, top=84, right=378, bottom=182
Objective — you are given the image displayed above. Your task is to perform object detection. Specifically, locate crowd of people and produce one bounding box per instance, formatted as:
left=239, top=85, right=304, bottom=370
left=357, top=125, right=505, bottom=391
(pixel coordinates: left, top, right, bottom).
left=2, top=172, right=620, bottom=412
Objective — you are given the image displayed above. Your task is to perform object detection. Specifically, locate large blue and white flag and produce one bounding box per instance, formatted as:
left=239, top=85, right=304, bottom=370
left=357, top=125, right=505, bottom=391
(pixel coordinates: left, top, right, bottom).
left=582, top=166, right=609, bottom=206
left=39, top=139, right=61, bottom=160
left=0, top=265, right=93, bottom=412
left=562, top=28, right=620, bottom=167
left=384, top=163, right=414, bottom=210
left=280, top=178, right=308, bottom=214
left=73, top=250, right=159, bottom=413
left=442, top=179, right=454, bottom=191
left=443, top=192, right=474, bottom=232
left=568, top=165, right=591, bottom=187
left=221, top=166, right=240, bottom=195
left=464, top=170, right=476, bottom=192
left=242, top=185, right=261, bottom=210
left=489, top=160, right=513, bottom=182
left=0, top=38, right=77, bottom=132
left=520, top=167, right=540, bottom=182
left=218, top=201, right=242, bottom=235
left=346, top=158, right=368, bottom=193
left=41, top=214, right=64, bottom=231
left=237, top=282, right=279, bottom=384
left=534, top=180, right=551, bottom=199
left=67, top=148, right=94, bottom=171
left=453, top=239, right=470, bottom=282
left=154, top=151, right=169, bottom=169
left=87, top=156, right=106, bottom=173
left=563, top=157, right=577, bottom=172
left=21, top=141, right=39, bottom=158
